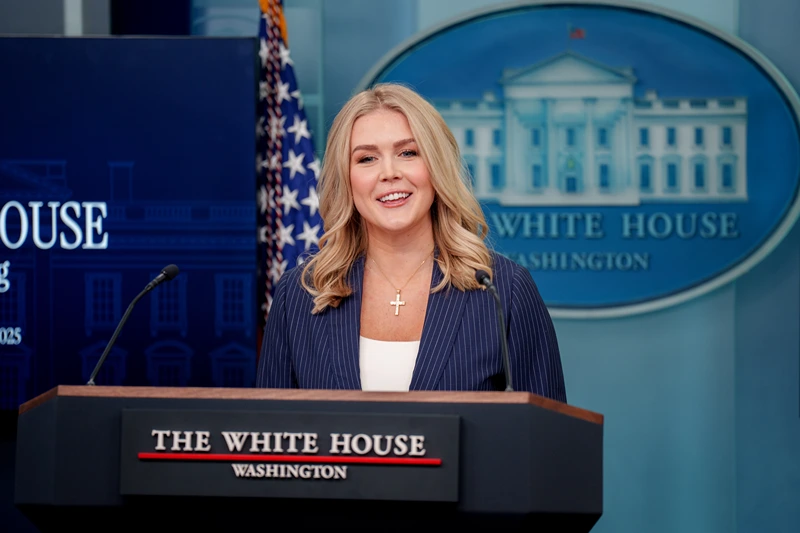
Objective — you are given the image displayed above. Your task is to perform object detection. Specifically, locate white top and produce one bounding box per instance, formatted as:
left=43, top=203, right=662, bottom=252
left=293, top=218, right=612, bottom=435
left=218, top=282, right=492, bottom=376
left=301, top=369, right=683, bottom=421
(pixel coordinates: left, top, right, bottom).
left=359, top=336, right=420, bottom=391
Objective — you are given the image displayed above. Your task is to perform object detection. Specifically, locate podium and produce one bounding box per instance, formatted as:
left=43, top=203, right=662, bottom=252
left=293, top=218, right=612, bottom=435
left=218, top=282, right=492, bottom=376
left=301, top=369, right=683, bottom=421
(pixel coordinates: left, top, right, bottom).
left=15, top=386, right=603, bottom=532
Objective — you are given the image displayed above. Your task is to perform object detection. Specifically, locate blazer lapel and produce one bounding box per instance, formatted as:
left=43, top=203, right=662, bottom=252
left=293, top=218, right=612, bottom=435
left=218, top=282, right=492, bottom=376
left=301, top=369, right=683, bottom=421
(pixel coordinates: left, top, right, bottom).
left=408, top=259, right=469, bottom=390
left=325, top=255, right=364, bottom=390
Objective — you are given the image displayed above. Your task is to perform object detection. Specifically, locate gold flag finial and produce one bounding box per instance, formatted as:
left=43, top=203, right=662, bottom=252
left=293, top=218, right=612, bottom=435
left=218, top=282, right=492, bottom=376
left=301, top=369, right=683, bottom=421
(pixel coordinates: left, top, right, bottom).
left=259, top=0, right=289, bottom=46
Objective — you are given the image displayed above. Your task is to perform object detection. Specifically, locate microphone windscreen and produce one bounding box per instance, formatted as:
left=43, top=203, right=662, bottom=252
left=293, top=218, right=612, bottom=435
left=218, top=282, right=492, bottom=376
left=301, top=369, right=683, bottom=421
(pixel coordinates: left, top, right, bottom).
left=475, top=269, right=491, bottom=285
left=161, top=264, right=180, bottom=281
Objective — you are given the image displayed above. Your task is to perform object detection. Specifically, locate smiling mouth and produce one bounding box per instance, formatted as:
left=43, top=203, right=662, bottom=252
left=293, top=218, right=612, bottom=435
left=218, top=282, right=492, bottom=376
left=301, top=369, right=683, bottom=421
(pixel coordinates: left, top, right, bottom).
left=378, top=192, right=411, bottom=203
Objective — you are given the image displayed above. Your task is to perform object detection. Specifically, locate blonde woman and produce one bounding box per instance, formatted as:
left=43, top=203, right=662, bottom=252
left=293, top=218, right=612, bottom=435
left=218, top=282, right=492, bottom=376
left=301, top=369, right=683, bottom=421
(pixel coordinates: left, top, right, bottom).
left=256, top=83, right=566, bottom=401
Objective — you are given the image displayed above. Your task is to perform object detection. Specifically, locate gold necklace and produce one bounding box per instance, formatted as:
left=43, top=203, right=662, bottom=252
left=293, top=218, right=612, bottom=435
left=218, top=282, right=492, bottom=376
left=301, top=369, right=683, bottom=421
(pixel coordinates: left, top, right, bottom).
left=369, top=251, right=433, bottom=316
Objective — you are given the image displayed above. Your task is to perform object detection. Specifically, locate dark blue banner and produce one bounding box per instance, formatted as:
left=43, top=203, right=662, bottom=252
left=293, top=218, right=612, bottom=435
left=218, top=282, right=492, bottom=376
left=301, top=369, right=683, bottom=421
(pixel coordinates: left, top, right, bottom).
left=0, top=36, right=258, bottom=409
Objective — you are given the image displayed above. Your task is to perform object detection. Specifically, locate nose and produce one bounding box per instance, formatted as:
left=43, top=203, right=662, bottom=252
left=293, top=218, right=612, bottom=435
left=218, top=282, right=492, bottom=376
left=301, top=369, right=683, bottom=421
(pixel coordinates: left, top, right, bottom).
left=379, top=158, right=401, bottom=181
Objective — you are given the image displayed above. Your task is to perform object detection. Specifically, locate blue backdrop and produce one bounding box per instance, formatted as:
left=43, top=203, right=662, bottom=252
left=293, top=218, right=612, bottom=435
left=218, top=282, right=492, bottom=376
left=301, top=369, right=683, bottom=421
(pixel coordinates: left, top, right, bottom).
left=0, top=36, right=259, bottom=407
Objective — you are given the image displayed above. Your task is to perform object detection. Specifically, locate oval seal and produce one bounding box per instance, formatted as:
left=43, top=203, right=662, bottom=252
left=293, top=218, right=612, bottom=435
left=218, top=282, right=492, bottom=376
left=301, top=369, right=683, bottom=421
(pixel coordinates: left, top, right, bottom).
left=358, top=0, right=800, bottom=318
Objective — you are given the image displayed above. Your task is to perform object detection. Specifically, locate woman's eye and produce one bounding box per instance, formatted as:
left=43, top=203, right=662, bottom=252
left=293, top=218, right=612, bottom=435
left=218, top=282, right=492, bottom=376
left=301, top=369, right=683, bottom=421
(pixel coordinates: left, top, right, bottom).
left=357, top=155, right=375, bottom=163
left=400, top=149, right=418, bottom=157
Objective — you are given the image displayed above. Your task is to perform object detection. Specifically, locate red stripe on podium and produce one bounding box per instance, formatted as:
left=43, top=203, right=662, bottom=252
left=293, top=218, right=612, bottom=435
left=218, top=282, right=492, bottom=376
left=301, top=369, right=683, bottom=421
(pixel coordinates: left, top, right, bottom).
left=137, top=453, right=442, bottom=465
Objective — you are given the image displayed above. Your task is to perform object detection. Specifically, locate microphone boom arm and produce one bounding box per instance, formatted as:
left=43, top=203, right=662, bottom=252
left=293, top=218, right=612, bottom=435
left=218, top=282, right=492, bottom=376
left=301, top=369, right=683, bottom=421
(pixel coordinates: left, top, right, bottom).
left=485, top=283, right=514, bottom=392
left=86, top=287, right=149, bottom=386
left=475, top=270, right=514, bottom=392
left=86, top=264, right=179, bottom=386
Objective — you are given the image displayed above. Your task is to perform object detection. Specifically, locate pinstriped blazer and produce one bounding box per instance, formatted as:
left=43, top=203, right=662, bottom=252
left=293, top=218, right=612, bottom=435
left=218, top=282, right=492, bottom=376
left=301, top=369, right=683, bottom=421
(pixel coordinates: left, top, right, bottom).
left=256, top=251, right=567, bottom=402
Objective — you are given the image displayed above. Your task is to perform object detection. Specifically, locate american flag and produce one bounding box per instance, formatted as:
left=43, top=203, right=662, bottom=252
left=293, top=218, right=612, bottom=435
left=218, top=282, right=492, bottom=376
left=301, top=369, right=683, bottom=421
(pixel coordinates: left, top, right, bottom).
left=257, top=0, right=322, bottom=331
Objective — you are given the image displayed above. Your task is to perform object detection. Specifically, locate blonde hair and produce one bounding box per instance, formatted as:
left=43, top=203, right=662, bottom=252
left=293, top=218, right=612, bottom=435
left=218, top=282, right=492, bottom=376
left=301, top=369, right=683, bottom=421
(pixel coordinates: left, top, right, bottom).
left=301, top=82, right=492, bottom=313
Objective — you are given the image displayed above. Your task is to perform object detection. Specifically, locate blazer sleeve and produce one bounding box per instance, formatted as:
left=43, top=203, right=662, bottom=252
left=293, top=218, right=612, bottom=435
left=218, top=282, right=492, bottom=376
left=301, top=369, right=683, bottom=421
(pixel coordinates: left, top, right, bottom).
left=255, top=274, right=298, bottom=388
left=506, top=265, right=568, bottom=402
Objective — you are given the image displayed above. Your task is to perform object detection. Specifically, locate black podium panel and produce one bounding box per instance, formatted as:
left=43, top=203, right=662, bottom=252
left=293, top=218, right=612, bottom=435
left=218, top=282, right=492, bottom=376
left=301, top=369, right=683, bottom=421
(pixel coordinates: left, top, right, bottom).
left=15, top=388, right=603, bottom=532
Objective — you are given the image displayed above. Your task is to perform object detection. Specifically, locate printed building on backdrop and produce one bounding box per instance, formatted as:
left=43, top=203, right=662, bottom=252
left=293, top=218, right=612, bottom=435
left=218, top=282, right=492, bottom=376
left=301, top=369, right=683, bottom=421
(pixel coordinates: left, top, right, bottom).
left=435, top=50, right=747, bottom=207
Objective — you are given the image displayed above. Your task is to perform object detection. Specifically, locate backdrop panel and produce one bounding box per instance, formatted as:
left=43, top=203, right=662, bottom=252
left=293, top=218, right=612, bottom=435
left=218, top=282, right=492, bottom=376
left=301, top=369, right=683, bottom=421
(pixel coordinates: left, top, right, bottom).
left=0, top=36, right=259, bottom=409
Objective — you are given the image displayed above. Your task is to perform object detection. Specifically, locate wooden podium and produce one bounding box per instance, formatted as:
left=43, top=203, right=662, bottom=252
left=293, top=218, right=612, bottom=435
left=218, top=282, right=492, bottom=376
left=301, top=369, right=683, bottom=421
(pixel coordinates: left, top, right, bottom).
left=15, top=386, right=603, bottom=532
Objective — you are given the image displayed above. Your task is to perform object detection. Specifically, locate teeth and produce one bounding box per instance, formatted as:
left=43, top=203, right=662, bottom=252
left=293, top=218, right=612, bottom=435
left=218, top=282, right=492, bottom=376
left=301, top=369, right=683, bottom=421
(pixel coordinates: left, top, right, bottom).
left=379, top=192, right=410, bottom=202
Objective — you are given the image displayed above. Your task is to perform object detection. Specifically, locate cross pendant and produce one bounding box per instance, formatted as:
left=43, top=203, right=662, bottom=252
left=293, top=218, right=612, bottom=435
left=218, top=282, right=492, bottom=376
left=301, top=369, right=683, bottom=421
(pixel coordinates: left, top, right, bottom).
left=390, top=289, right=406, bottom=316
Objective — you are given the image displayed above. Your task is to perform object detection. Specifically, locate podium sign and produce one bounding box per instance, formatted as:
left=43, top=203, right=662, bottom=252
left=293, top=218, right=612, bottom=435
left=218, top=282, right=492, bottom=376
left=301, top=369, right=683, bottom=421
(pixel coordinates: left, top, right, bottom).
left=15, top=386, right=603, bottom=532
left=120, top=409, right=460, bottom=501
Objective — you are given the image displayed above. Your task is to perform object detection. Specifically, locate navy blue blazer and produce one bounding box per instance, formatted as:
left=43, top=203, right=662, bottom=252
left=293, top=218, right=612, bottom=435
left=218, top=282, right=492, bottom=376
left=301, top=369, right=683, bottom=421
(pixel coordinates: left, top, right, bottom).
left=256, top=252, right=567, bottom=402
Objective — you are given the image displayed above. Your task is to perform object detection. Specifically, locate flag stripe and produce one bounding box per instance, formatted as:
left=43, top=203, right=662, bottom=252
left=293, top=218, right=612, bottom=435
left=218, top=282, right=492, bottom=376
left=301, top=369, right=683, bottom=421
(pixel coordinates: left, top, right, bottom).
left=257, top=0, right=322, bottom=331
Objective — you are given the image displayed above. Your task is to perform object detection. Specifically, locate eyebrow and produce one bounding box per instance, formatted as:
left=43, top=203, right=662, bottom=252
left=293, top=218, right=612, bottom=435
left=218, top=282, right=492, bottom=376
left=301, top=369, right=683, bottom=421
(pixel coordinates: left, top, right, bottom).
left=351, top=138, right=416, bottom=155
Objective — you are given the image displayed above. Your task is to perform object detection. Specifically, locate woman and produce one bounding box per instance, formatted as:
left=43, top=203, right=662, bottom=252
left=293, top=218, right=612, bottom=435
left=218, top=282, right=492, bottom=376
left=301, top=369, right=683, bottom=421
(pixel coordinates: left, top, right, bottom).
left=256, top=83, right=567, bottom=402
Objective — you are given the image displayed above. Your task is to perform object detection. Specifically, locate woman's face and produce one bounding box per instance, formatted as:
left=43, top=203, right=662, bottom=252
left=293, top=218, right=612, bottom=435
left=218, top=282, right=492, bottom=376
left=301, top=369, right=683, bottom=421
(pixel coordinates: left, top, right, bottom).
left=349, top=108, right=435, bottom=242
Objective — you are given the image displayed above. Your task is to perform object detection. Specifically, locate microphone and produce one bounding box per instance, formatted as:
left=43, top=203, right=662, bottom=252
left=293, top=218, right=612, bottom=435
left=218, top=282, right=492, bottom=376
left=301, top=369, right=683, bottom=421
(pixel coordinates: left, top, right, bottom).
left=475, top=270, right=514, bottom=392
left=145, top=263, right=180, bottom=291
left=86, top=264, right=180, bottom=386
